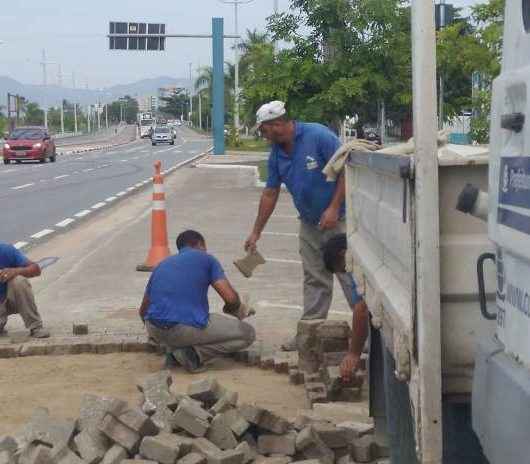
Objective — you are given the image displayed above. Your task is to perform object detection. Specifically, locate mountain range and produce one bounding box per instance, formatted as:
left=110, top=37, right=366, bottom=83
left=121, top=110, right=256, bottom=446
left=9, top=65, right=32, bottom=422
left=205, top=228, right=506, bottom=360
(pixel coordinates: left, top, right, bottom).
left=0, top=76, right=190, bottom=108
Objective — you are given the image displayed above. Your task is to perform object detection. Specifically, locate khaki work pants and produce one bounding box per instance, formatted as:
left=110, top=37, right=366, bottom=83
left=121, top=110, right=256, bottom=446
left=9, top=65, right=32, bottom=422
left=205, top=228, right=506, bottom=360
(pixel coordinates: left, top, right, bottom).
left=0, top=276, right=43, bottom=331
left=146, top=314, right=256, bottom=362
left=299, top=220, right=354, bottom=319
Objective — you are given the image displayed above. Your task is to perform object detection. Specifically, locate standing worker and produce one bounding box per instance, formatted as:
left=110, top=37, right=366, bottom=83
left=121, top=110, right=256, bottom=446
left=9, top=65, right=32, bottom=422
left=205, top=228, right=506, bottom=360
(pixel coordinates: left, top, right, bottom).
left=0, top=243, right=50, bottom=338
left=244, top=101, right=355, bottom=351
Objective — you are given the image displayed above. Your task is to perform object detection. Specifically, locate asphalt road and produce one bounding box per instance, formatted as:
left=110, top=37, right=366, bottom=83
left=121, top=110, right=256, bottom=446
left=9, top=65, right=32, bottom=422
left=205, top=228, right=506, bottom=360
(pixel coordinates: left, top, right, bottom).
left=1, top=126, right=211, bottom=246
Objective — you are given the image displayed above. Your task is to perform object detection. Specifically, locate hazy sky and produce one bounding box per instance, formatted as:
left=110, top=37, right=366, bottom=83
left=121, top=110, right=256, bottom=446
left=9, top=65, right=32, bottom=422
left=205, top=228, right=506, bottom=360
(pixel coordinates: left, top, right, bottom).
left=0, top=0, right=484, bottom=88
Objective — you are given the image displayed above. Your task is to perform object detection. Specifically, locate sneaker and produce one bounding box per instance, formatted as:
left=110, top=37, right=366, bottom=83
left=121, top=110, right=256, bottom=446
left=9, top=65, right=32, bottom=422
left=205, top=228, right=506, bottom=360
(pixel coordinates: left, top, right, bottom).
left=30, top=327, right=50, bottom=338
left=280, top=337, right=297, bottom=352
left=172, top=347, right=206, bottom=373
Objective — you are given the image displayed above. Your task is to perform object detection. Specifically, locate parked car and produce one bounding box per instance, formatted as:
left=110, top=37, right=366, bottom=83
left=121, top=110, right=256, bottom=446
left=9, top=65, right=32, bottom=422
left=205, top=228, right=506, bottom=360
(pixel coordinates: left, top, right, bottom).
left=151, top=126, right=174, bottom=146
left=3, top=127, right=56, bottom=164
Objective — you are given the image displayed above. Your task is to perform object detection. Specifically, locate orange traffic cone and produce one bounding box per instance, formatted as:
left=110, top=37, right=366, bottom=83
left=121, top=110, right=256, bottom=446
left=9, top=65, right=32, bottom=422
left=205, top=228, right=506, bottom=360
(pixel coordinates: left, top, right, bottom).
left=136, top=161, right=171, bottom=272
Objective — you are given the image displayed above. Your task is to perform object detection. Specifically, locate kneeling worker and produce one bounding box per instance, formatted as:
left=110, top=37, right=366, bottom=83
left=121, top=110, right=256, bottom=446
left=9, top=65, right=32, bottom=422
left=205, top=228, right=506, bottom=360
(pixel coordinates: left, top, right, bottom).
left=0, top=242, right=50, bottom=338
left=139, top=230, right=256, bottom=373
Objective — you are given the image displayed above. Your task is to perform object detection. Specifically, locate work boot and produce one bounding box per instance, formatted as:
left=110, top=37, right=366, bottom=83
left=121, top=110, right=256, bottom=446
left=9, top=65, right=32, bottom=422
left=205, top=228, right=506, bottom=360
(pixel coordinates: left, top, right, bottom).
left=172, top=347, right=206, bottom=374
left=30, top=327, right=50, bottom=338
left=280, top=337, right=297, bottom=352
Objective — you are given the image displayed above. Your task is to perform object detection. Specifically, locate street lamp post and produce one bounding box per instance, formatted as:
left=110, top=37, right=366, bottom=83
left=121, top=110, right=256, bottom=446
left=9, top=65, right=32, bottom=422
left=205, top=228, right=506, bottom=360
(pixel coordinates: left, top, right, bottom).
left=218, top=0, right=254, bottom=133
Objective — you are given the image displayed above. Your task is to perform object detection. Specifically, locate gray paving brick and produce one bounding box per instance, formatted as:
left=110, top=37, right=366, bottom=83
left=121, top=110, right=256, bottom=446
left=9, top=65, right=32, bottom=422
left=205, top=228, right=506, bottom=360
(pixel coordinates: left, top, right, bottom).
left=316, top=321, right=350, bottom=339
left=172, top=401, right=211, bottom=438
left=221, top=410, right=249, bottom=438
left=22, top=408, right=76, bottom=449
left=139, top=433, right=181, bottom=464
left=206, top=415, right=238, bottom=450
left=177, top=453, right=207, bottom=464
left=18, top=444, right=52, bottom=464
left=257, top=433, right=296, bottom=456
left=188, top=379, right=222, bottom=406
left=99, top=414, right=140, bottom=453
left=0, top=451, right=13, bottom=464
left=295, top=427, right=334, bottom=464
left=100, top=445, right=127, bottom=464
left=257, top=411, right=289, bottom=435
left=118, top=410, right=158, bottom=437
left=234, top=442, right=256, bottom=464
left=74, top=429, right=110, bottom=464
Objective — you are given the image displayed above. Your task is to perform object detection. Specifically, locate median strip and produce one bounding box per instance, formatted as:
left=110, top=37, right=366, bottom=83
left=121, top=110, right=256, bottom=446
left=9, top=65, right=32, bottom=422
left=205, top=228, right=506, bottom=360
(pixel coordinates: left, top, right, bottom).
left=31, top=229, right=54, bottom=239
left=74, top=210, right=92, bottom=218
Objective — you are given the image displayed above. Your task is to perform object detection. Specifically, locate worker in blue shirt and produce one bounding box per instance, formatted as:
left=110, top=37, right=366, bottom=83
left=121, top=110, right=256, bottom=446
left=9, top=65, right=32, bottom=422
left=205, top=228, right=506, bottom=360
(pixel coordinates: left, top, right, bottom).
left=0, top=243, right=50, bottom=338
left=139, top=230, right=255, bottom=373
left=245, top=101, right=355, bottom=351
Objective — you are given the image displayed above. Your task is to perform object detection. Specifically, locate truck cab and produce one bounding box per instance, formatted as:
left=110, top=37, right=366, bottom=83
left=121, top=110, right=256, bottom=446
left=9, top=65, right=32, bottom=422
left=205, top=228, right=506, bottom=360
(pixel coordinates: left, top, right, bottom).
left=471, top=1, right=530, bottom=462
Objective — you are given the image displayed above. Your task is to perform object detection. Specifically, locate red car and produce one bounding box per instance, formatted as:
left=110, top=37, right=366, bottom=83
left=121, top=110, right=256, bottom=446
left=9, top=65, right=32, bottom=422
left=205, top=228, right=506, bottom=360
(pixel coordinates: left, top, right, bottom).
left=3, top=127, right=57, bottom=164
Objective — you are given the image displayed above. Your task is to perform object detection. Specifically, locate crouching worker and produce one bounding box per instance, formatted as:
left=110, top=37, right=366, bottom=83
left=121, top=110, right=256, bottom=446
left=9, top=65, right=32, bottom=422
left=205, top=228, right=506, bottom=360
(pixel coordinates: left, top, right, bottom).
left=139, top=230, right=256, bottom=373
left=322, top=234, right=369, bottom=381
left=0, top=242, right=50, bottom=338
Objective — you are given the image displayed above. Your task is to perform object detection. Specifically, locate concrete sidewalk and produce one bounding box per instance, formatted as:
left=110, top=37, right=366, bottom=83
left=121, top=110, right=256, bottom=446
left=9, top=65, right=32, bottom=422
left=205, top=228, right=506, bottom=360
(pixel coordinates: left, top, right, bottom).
left=0, top=160, right=351, bottom=354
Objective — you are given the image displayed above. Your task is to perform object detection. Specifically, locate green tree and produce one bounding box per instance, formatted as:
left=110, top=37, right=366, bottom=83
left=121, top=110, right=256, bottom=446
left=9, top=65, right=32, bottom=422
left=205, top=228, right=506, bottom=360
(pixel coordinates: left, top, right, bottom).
left=24, top=102, right=44, bottom=126
left=160, top=88, right=189, bottom=118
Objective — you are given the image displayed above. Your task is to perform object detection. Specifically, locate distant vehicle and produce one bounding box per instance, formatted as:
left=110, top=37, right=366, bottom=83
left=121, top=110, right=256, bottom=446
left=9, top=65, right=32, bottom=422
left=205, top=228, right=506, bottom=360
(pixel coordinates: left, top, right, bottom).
left=138, top=112, right=154, bottom=138
left=3, top=127, right=56, bottom=164
left=151, top=126, right=174, bottom=146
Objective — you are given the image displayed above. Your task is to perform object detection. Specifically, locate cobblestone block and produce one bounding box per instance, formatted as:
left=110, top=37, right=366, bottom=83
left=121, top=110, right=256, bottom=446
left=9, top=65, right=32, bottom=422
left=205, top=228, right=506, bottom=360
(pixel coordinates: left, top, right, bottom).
left=206, top=414, right=238, bottom=450
left=100, top=445, right=127, bottom=464
left=188, top=379, right=222, bottom=406
left=177, top=453, right=207, bottom=464
left=139, top=433, right=181, bottom=464
left=74, top=429, right=109, bottom=464
left=172, top=400, right=211, bottom=437
left=350, top=435, right=376, bottom=463
left=118, top=409, right=158, bottom=437
left=295, top=427, right=334, bottom=464
left=257, top=433, right=296, bottom=456
left=316, top=321, right=350, bottom=339
left=234, top=443, right=256, bottom=464
left=99, top=414, right=140, bottom=453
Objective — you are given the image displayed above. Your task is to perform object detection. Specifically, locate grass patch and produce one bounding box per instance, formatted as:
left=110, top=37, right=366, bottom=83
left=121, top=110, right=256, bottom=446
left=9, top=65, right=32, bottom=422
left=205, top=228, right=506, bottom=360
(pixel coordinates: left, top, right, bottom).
left=226, top=138, right=270, bottom=152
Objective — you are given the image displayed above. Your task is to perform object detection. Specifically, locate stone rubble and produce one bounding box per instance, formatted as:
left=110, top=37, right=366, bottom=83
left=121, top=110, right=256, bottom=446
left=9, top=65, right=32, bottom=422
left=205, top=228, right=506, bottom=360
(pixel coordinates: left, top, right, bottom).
left=3, top=371, right=386, bottom=464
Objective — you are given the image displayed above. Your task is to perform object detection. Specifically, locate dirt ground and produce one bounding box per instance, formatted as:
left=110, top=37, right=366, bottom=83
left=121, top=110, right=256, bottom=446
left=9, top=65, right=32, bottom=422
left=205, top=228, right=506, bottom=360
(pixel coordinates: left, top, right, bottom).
left=0, top=352, right=308, bottom=435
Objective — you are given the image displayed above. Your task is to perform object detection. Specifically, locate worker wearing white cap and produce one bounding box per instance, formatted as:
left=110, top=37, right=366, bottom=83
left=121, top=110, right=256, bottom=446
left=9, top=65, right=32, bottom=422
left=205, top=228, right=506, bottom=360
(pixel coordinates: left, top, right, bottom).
left=245, top=101, right=355, bottom=351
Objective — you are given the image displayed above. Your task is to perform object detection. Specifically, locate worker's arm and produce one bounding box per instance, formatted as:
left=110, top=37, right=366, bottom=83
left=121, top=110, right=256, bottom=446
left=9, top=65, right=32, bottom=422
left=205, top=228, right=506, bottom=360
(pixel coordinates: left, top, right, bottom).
left=341, top=299, right=369, bottom=382
left=138, top=293, right=150, bottom=322
left=212, top=279, right=241, bottom=314
left=245, top=187, right=280, bottom=252
left=320, top=172, right=345, bottom=230
left=0, top=262, right=41, bottom=283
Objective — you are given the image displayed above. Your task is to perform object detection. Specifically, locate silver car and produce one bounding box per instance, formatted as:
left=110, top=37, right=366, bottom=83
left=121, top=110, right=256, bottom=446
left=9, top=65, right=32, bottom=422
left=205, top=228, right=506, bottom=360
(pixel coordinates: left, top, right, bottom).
left=151, top=126, right=174, bottom=146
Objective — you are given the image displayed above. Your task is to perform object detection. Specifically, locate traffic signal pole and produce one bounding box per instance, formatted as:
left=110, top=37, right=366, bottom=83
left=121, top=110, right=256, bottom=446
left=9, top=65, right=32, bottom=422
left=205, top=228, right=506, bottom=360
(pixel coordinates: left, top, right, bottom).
left=107, top=18, right=237, bottom=155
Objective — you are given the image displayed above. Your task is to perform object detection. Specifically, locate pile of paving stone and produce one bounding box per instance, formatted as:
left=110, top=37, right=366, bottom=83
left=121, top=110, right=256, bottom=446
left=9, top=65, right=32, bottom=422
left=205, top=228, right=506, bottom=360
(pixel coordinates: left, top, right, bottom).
left=0, top=373, right=388, bottom=464
left=233, top=321, right=366, bottom=407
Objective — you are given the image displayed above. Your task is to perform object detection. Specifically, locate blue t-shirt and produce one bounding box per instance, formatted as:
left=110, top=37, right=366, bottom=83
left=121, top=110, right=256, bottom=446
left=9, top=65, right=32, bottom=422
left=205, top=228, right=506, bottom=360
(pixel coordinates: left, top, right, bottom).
left=145, top=247, right=226, bottom=329
left=0, top=243, right=30, bottom=302
left=350, top=274, right=362, bottom=306
left=266, top=122, right=344, bottom=225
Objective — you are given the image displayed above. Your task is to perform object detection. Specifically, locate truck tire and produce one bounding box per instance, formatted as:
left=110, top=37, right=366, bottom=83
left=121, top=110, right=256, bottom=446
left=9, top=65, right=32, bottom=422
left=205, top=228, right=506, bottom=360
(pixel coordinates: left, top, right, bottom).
left=152, top=142, right=157, bottom=146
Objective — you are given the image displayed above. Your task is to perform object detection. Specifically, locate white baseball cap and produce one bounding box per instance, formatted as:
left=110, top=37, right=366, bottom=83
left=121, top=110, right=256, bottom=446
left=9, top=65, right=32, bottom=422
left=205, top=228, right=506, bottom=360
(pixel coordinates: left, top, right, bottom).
left=256, top=101, right=287, bottom=126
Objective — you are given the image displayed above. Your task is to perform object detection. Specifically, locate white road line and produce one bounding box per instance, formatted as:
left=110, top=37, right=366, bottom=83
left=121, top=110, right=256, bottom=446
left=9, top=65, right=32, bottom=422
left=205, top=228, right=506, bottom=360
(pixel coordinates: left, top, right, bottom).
left=55, top=218, right=75, bottom=227
left=132, top=156, right=139, bottom=160
left=83, top=168, right=94, bottom=172
left=105, top=196, right=117, bottom=202
left=74, top=210, right=91, bottom=218
left=126, top=187, right=135, bottom=191
left=12, top=183, right=34, bottom=190
left=76, top=157, right=83, bottom=160
left=265, top=257, right=302, bottom=265
left=31, top=229, right=54, bottom=239
left=13, top=241, right=28, bottom=250
left=134, top=183, right=143, bottom=188
left=116, top=191, right=127, bottom=197
left=91, top=202, right=106, bottom=210
left=54, top=174, right=69, bottom=180
left=263, top=232, right=298, bottom=237
left=120, top=159, right=128, bottom=162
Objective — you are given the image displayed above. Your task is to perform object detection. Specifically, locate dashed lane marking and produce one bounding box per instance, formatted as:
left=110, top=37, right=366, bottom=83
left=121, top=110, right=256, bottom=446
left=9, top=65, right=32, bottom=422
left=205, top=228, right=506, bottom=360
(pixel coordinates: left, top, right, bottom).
left=74, top=210, right=91, bottom=218
left=13, top=241, right=28, bottom=249
left=91, top=202, right=106, bottom=210
left=54, top=174, right=69, bottom=180
left=12, top=183, right=35, bottom=190
left=55, top=218, right=75, bottom=228
left=105, top=196, right=117, bottom=202
left=31, top=229, right=54, bottom=239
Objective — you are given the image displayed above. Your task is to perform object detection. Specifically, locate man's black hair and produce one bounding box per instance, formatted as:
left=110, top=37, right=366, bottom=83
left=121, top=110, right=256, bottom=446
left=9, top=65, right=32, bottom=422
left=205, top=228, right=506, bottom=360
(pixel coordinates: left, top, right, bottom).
left=176, top=230, right=205, bottom=250
left=322, top=233, right=348, bottom=273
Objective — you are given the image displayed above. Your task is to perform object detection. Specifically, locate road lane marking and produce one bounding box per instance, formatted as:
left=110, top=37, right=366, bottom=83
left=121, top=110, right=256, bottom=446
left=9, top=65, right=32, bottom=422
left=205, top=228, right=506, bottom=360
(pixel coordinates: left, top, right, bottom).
left=13, top=242, right=28, bottom=249
left=12, top=183, right=35, bottom=190
left=105, top=196, right=117, bottom=202
left=83, top=168, right=94, bottom=172
left=134, top=183, right=143, bottom=188
left=120, top=159, right=128, bottom=162
left=116, top=191, right=127, bottom=197
left=31, top=229, right=54, bottom=239
left=126, top=187, right=135, bottom=191
left=91, top=202, right=106, bottom=210
left=54, top=174, right=69, bottom=180
left=55, top=218, right=75, bottom=227
left=74, top=210, right=91, bottom=218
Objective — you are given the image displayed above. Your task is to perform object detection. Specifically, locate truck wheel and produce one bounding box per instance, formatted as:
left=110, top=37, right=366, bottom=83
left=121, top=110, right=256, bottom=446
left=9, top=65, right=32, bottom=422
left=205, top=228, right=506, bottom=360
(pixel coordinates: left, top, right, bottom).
left=170, top=141, right=175, bottom=145
left=50, top=155, right=56, bottom=163
left=3, top=158, right=9, bottom=165
left=39, top=158, right=46, bottom=163
left=152, top=143, right=157, bottom=146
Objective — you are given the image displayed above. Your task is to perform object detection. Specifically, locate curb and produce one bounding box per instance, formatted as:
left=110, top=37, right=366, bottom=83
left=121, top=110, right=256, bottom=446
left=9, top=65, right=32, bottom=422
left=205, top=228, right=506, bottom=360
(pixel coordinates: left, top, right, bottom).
left=14, top=148, right=212, bottom=252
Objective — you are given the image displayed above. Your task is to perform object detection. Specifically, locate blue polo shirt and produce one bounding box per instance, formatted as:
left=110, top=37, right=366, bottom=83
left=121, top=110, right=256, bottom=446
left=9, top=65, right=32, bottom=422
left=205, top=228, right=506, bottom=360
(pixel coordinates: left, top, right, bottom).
left=145, top=247, right=226, bottom=329
left=0, top=243, right=30, bottom=302
left=266, top=122, right=343, bottom=225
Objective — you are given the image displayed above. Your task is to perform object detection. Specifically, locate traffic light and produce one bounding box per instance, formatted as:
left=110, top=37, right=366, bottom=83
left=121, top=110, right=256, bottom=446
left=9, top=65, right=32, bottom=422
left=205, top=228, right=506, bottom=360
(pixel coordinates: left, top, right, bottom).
left=109, top=22, right=166, bottom=51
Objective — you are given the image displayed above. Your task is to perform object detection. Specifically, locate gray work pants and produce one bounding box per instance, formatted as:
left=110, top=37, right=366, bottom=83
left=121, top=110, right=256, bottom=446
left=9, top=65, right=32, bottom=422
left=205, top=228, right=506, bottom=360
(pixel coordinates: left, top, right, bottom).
left=0, top=276, right=43, bottom=331
left=146, top=314, right=256, bottom=363
left=299, top=220, right=354, bottom=319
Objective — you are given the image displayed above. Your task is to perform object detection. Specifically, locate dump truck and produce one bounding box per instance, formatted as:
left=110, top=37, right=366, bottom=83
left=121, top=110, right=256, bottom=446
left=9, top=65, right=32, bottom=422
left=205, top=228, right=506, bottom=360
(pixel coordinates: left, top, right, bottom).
left=343, top=0, right=527, bottom=463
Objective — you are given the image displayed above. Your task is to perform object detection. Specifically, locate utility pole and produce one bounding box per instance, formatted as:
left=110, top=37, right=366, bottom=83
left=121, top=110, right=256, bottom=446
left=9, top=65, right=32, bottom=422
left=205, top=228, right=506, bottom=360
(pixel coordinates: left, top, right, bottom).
left=41, top=49, right=48, bottom=129
left=87, top=105, right=91, bottom=133
left=189, top=62, right=193, bottom=126
left=97, top=102, right=101, bottom=130
left=198, top=89, right=202, bottom=130
left=74, top=103, right=78, bottom=134
left=105, top=103, right=108, bottom=129
left=58, top=64, right=65, bottom=134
